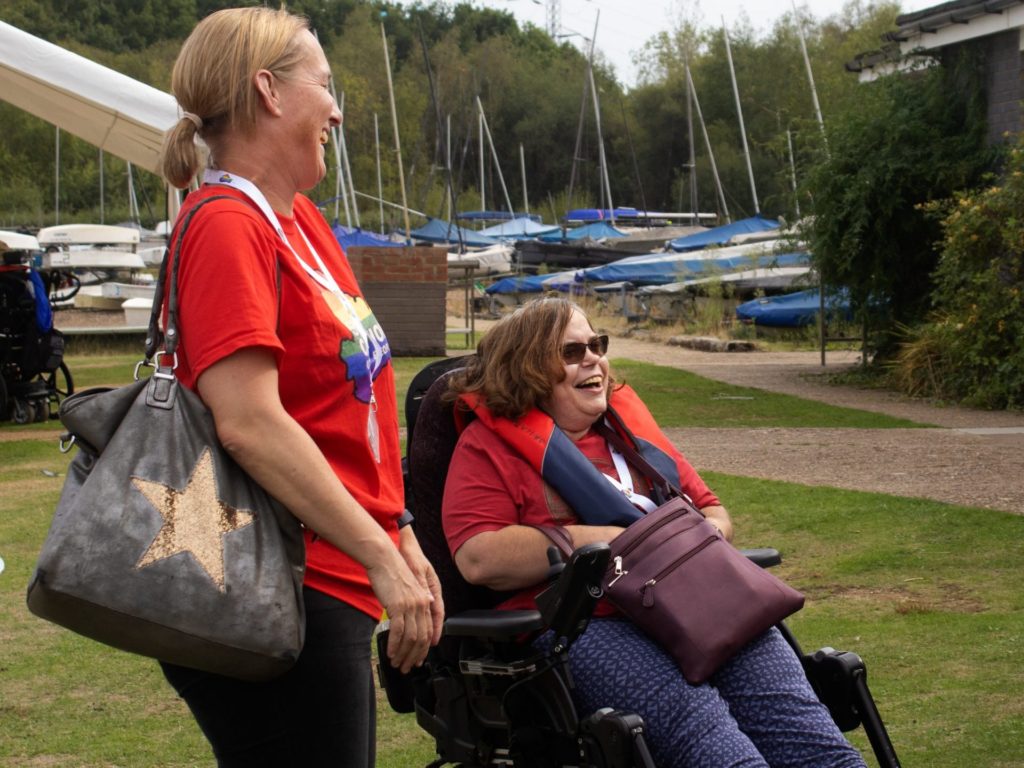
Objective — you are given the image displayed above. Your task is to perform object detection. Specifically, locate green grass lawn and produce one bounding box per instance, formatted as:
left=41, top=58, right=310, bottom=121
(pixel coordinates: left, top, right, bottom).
left=1, top=353, right=1018, bottom=766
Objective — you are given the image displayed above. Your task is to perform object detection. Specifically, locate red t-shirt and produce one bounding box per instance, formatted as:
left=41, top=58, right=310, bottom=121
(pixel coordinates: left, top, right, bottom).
left=171, top=185, right=403, bottom=619
left=442, top=419, right=720, bottom=614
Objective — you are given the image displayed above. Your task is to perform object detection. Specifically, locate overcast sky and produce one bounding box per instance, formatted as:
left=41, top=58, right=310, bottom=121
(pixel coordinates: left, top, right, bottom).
left=397, top=0, right=940, bottom=88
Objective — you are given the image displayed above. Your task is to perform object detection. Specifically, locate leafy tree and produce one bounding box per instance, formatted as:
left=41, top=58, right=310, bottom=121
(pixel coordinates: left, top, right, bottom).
left=804, top=54, right=993, bottom=360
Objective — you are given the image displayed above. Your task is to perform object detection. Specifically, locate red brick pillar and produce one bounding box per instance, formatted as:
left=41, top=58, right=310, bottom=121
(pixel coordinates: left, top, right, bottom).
left=346, top=245, right=446, bottom=356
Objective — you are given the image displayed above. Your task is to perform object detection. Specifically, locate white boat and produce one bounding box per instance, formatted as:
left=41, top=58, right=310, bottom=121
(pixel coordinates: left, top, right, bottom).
left=447, top=244, right=514, bottom=276
left=36, top=223, right=151, bottom=312
left=0, top=229, right=41, bottom=253
left=37, top=223, right=145, bottom=271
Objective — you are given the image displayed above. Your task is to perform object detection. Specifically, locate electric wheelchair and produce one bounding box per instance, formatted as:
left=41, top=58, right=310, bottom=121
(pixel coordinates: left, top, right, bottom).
left=0, top=241, right=73, bottom=423
left=377, top=357, right=901, bottom=767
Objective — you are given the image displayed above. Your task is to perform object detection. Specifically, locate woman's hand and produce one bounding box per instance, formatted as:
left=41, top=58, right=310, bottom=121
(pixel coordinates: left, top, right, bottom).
left=197, top=348, right=439, bottom=672
left=398, top=526, right=444, bottom=646
left=701, top=505, right=733, bottom=542
left=365, top=541, right=439, bottom=674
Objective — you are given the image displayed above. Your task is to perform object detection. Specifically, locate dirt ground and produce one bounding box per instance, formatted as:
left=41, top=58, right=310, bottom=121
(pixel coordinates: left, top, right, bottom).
left=598, top=333, right=1024, bottom=516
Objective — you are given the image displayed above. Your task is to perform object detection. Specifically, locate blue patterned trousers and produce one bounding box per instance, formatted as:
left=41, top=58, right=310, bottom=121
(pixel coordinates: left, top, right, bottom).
left=536, top=619, right=867, bottom=768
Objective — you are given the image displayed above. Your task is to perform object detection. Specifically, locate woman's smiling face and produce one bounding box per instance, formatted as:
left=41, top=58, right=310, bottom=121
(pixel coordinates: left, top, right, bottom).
left=541, top=309, right=610, bottom=439
left=273, top=30, right=341, bottom=190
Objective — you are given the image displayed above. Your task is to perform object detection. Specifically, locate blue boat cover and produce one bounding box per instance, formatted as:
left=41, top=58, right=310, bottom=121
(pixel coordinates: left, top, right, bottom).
left=480, top=218, right=561, bottom=238
left=485, top=270, right=577, bottom=294
left=459, top=211, right=540, bottom=222
left=582, top=250, right=809, bottom=286
left=566, top=207, right=644, bottom=222
left=538, top=221, right=627, bottom=242
left=332, top=223, right=405, bottom=249
left=409, top=218, right=498, bottom=247
left=668, top=216, right=779, bottom=252
left=735, top=288, right=851, bottom=327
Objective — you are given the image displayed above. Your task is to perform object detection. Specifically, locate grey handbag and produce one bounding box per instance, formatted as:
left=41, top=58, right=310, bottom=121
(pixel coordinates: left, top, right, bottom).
left=26, top=195, right=306, bottom=681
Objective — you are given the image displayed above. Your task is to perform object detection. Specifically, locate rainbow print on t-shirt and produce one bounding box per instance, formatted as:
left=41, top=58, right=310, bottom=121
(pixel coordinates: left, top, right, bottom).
left=322, top=290, right=391, bottom=404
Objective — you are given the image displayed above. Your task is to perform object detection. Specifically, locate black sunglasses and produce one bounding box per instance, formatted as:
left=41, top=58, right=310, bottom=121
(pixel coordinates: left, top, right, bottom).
left=561, top=335, right=609, bottom=364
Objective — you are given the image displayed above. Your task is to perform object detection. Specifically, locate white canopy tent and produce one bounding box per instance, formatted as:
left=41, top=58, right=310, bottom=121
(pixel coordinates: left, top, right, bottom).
left=0, top=20, right=183, bottom=218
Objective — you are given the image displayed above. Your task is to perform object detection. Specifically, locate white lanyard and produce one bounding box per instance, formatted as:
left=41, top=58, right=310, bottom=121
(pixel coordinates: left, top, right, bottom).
left=203, top=169, right=381, bottom=462
left=605, top=443, right=659, bottom=514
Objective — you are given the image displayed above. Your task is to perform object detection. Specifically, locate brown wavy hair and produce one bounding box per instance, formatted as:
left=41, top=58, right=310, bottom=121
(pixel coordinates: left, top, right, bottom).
left=446, top=296, right=615, bottom=420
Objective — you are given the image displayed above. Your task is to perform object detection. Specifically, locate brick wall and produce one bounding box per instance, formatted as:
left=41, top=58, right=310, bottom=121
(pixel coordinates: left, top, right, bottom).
left=983, top=29, right=1023, bottom=144
left=943, top=30, right=1023, bottom=145
left=346, top=245, right=447, bottom=356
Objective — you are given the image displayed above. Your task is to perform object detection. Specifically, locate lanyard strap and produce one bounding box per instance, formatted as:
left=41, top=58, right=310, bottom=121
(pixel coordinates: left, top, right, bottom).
left=202, top=170, right=382, bottom=462
left=202, top=169, right=369, bottom=352
left=604, top=445, right=659, bottom=513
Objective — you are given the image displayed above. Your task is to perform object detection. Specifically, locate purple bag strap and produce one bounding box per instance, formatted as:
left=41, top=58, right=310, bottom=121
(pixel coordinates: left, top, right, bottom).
left=533, top=525, right=574, bottom=559
left=593, top=416, right=684, bottom=506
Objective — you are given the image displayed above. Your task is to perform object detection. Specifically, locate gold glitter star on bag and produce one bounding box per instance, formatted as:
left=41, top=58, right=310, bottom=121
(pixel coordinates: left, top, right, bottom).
left=133, top=448, right=254, bottom=591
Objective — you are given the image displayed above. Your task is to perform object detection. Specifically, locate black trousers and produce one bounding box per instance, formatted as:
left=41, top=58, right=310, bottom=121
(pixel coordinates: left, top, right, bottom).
left=161, top=587, right=378, bottom=768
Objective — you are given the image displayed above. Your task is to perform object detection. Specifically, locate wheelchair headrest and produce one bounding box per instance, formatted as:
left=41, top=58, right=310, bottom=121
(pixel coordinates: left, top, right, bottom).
left=406, top=356, right=514, bottom=615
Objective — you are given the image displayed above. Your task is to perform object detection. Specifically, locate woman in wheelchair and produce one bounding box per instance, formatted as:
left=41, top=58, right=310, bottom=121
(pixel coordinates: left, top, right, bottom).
left=441, top=297, right=867, bottom=768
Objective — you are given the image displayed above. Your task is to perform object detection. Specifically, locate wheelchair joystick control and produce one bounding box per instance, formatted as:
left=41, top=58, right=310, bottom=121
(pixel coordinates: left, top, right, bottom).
left=545, top=545, right=566, bottom=581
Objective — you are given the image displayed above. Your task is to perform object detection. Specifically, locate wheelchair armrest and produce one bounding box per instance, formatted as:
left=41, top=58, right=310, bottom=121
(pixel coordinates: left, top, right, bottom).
left=443, top=609, right=545, bottom=639
left=534, top=542, right=610, bottom=650
left=741, top=547, right=781, bottom=568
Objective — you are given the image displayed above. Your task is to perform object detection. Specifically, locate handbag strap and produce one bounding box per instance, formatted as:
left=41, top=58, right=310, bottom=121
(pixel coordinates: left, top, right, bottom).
left=145, top=194, right=236, bottom=361
left=593, top=412, right=684, bottom=506
left=145, top=194, right=280, bottom=363
left=533, top=525, right=574, bottom=560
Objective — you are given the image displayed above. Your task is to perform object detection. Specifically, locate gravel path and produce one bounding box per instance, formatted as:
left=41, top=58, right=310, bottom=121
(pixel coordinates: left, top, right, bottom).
left=602, top=334, right=1024, bottom=515
left=50, top=310, right=1024, bottom=514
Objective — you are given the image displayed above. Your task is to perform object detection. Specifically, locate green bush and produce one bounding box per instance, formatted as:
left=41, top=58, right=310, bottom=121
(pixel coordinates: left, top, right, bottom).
left=804, top=54, right=992, bottom=361
left=895, top=143, right=1024, bottom=409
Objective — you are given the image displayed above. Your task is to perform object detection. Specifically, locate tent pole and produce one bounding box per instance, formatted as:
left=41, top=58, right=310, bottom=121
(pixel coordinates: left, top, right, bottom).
left=54, top=127, right=60, bottom=225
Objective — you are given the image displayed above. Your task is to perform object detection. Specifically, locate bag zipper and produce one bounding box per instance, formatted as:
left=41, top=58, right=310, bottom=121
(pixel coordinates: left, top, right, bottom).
left=614, top=503, right=700, bottom=560
left=608, top=556, right=628, bottom=587
left=640, top=535, right=718, bottom=608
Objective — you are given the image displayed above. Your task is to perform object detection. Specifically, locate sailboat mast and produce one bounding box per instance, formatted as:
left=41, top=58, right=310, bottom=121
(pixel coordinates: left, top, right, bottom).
left=328, top=80, right=351, bottom=227
left=586, top=14, right=615, bottom=226
left=787, top=128, right=801, bottom=218
left=686, top=64, right=730, bottom=223
left=479, top=111, right=486, bottom=211
left=380, top=19, right=411, bottom=241
left=476, top=96, right=515, bottom=216
left=520, top=143, right=529, bottom=215
left=374, top=113, right=385, bottom=234
left=794, top=3, right=827, bottom=146
left=722, top=20, right=759, bottom=215
left=685, top=58, right=697, bottom=224
left=338, top=91, right=360, bottom=227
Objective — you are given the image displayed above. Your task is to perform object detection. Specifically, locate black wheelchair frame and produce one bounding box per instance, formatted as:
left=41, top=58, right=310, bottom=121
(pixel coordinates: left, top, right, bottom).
left=379, top=357, right=901, bottom=768
left=0, top=255, right=73, bottom=424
